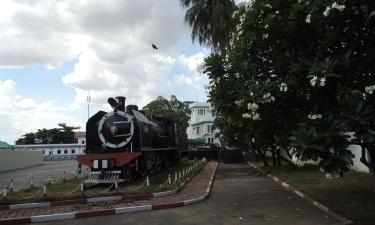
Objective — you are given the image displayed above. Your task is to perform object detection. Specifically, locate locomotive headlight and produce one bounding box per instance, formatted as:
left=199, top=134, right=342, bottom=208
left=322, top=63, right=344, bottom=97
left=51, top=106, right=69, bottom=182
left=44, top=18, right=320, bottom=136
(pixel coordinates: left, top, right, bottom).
left=97, top=111, right=134, bottom=149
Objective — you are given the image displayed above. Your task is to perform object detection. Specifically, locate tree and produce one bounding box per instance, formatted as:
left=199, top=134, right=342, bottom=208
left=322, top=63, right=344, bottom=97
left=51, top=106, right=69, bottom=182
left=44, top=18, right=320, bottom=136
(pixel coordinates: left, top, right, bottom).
left=204, top=0, right=375, bottom=176
left=180, top=0, right=238, bottom=53
left=142, top=95, right=191, bottom=130
left=15, top=123, right=80, bottom=145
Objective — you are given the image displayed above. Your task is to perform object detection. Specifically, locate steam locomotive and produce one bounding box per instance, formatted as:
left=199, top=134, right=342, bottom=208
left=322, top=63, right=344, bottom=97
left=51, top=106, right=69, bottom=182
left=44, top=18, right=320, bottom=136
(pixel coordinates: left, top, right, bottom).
left=77, top=96, right=188, bottom=183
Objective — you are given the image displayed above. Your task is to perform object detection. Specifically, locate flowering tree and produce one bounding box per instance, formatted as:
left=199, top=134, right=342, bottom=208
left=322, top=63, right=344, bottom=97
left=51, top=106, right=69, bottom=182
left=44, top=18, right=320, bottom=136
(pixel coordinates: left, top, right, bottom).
left=205, top=0, right=375, bottom=175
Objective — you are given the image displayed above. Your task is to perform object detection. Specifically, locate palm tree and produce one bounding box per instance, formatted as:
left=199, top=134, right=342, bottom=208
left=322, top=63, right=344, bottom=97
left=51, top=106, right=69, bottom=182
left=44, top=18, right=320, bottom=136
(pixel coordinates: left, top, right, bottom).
left=180, top=0, right=237, bottom=53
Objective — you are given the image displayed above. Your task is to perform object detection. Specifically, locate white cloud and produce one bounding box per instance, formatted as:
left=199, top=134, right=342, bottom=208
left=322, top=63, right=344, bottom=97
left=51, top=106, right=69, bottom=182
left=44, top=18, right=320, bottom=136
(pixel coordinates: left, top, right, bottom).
left=0, top=1, right=211, bottom=142
left=0, top=0, right=191, bottom=106
left=0, top=80, right=84, bottom=144
left=178, top=52, right=206, bottom=71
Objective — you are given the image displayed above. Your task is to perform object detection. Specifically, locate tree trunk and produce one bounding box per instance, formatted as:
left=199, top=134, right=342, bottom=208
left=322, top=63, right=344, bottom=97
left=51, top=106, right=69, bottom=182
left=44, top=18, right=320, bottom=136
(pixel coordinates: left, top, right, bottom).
left=271, top=149, right=276, bottom=165
left=276, top=148, right=281, bottom=166
left=260, top=147, right=269, bottom=167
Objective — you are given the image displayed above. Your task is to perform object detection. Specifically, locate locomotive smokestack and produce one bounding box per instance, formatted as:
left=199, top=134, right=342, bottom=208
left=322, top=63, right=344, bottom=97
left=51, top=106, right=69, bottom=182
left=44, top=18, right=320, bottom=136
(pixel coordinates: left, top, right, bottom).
left=108, top=96, right=126, bottom=111
left=116, top=96, right=126, bottom=111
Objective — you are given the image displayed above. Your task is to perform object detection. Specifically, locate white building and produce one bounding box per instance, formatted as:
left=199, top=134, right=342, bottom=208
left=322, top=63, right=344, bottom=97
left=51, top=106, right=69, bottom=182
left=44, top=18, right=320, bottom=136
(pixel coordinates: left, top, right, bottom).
left=14, top=132, right=86, bottom=160
left=186, top=101, right=221, bottom=146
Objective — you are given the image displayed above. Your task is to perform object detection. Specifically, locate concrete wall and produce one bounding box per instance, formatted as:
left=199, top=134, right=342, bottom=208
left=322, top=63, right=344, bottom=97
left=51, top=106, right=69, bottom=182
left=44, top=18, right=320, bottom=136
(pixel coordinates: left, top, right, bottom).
left=0, top=150, right=43, bottom=172
left=347, top=144, right=370, bottom=173
left=280, top=145, right=370, bottom=173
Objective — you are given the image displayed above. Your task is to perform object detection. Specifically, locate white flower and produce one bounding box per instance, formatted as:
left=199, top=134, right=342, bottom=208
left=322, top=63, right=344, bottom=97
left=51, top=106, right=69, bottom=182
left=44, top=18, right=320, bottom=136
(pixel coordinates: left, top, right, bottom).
left=331, top=2, right=345, bottom=11
left=265, top=24, right=269, bottom=29
left=271, top=74, right=277, bottom=78
left=362, top=93, right=367, bottom=100
left=308, top=114, right=322, bottom=120
left=280, top=83, right=288, bottom=92
left=310, top=76, right=318, bottom=87
left=275, top=11, right=279, bottom=14
left=263, top=93, right=271, bottom=99
left=270, top=96, right=275, bottom=102
left=263, top=33, right=269, bottom=39
left=320, top=78, right=326, bottom=87
left=247, top=103, right=259, bottom=111
left=252, top=113, right=261, bottom=120
left=365, top=85, right=375, bottom=95
left=242, top=113, right=252, bottom=118
left=305, top=14, right=311, bottom=23
left=234, top=73, right=240, bottom=78
left=265, top=4, right=272, bottom=9
left=250, top=92, right=254, bottom=96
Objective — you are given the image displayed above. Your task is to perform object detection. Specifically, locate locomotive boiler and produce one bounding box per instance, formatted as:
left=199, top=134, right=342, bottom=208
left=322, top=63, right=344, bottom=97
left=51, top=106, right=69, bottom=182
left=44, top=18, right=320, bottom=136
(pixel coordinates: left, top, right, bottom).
left=77, top=96, right=188, bottom=183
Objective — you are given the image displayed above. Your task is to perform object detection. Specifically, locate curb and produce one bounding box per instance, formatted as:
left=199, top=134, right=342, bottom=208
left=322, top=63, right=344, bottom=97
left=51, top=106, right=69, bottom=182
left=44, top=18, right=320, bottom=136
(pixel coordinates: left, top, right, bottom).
left=0, top=163, right=206, bottom=211
left=247, top=162, right=353, bottom=225
left=0, top=162, right=218, bottom=225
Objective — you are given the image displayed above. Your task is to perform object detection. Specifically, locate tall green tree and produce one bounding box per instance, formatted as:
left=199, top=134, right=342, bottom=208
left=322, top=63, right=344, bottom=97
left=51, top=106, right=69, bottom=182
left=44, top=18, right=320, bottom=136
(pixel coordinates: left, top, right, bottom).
left=15, top=123, right=80, bottom=145
left=205, top=0, right=375, bottom=176
left=180, top=0, right=238, bottom=53
left=143, top=95, right=191, bottom=130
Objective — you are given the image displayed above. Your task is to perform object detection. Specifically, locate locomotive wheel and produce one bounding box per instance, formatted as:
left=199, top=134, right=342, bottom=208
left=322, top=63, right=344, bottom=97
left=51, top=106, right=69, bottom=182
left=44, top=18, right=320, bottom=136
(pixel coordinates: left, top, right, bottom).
left=123, top=167, right=132, bottom=182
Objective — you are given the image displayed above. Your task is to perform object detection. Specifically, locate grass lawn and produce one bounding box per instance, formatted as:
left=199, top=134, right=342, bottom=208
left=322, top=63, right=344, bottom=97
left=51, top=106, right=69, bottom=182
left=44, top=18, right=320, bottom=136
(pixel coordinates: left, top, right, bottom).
left=252, top=161, right=375, bottom=225
left=1, top=159, right=206, bottom=204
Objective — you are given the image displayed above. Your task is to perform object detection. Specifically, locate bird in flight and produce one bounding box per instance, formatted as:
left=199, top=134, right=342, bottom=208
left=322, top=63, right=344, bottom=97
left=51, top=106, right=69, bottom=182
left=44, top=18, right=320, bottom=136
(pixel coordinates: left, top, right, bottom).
left=151, top=43, right=158, bottom=50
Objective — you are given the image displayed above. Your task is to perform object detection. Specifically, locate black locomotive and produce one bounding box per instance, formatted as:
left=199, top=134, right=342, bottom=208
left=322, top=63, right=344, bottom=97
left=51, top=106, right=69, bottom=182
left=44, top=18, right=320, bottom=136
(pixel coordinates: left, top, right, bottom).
left=77, top=96, right=188, bottom=183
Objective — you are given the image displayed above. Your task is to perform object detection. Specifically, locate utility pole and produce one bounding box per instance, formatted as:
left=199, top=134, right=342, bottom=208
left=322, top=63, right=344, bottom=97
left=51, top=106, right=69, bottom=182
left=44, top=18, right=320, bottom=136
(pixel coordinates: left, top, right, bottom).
left=87, top=90, right=91, bottom=120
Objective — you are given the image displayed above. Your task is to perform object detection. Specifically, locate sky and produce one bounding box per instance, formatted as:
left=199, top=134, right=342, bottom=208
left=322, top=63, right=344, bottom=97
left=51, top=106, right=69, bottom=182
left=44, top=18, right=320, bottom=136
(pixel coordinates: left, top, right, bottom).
left=0, top=0, right=211, bottom=144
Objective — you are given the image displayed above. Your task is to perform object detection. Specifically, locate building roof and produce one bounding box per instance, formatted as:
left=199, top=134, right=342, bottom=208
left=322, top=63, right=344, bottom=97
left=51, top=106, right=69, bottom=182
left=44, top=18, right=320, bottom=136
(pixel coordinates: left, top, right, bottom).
left=15, top=143, right=85, bottom=148
left=74, top=132, right=86, bottom=138
left=188, top=101, right=211, bottom=109
left=0, top=141, right=12, bottom=149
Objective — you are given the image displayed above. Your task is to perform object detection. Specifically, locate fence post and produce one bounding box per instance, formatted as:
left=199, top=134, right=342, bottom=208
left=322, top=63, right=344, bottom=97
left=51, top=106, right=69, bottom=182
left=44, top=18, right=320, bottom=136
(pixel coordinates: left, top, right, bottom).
left=48, top=175, right=52, bottom=185
left=43, top=185, right=47, bottom=197
left=174, top=172, right=178, bottom=183
left=30, top=176, right=34, bottom=188
left=63, top=171, right=66, bottom=182
left=146, top=176, right=150, bottom=187
left=75, top=172, right=78, bottom=180
left=115, top=181, right=119, bottom=191
left=80, top=183, right=84, bottom=195
left=2, top=188, right=6, bottom=198
left=9, top=178, right=13, bottom=192
left=168, top=174, right=171, bottom=184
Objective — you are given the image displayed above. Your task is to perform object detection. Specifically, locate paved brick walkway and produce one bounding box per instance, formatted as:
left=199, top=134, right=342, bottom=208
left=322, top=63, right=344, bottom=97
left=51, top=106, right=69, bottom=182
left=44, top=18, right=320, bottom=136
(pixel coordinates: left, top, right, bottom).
left=0, top=162, right=217, bottom=222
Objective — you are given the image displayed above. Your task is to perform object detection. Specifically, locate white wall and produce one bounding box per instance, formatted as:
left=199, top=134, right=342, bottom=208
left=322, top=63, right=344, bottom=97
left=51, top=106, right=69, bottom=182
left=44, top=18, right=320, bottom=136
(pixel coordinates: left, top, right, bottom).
left=281, top=145, right=370, bottom=173
left=0, top=150, right=43, bottom=172
left=348, top=144, right=370, bottom=173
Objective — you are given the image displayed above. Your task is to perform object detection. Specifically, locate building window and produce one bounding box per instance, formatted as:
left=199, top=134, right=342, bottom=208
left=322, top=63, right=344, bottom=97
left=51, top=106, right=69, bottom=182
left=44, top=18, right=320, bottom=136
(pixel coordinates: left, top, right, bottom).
left=207, top=125, right=213, bottom=134
left=196, top=126, right=200, bottom=135
left=64, top=150, right=68, bottom=154
left=57, top=150, right=61, bottom=154
left=72, top=149, right=76, bottom=154
left=198, top=109, right=206, bottom=115
left=81, top=140, right=85, bottom=144
left=49, top=151, right=52, bottom=155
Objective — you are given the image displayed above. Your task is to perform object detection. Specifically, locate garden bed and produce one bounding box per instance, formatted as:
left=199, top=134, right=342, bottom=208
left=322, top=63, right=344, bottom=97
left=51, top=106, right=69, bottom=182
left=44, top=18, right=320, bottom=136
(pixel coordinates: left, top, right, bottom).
left=0, top=159, right=206, bottom=205
left=253, top=161, right=375, bottom=225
